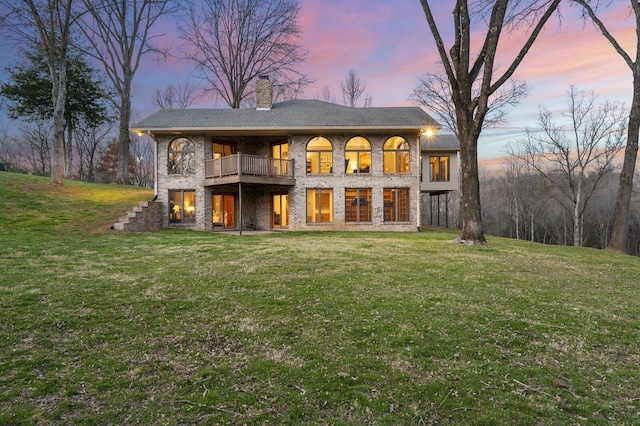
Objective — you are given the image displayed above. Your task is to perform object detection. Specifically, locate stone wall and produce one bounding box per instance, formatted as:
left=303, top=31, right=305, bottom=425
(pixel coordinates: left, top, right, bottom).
left=153, top=132, right=422, bottom=232
left=112, top=201, right=162, bottom=232
left=287, top=133, right=421, bottom=232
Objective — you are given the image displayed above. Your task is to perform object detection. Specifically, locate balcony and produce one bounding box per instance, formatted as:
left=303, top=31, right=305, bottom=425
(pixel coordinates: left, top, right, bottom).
left=204, top=153, right=295, bottom=186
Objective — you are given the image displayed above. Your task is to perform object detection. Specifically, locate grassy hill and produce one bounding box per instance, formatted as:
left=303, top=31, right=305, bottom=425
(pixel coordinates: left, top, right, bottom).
left=1, top=172, right=639, bottom=424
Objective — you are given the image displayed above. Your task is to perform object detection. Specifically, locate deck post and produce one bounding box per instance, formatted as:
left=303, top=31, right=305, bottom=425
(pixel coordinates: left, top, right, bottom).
left=239, top=182, right=243, bottom=236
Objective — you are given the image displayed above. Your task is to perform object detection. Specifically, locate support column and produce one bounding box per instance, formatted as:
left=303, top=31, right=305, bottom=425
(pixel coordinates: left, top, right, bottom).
left=239, top=182, right=243, bottom=236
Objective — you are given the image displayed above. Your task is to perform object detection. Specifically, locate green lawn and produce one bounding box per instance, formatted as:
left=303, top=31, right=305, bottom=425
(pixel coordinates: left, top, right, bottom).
left=1, top=172, right=639, bottom=424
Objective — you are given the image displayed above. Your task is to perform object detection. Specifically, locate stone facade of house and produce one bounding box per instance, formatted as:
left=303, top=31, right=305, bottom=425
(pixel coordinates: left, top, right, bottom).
left=152, top=132, right=421, bottom=232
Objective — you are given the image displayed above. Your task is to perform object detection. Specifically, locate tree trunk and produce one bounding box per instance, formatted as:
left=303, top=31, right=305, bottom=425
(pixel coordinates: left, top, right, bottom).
left=118, top=85, right=132, bottom=184
left=573, top=201, right=581, bottom=247
left=608, top=75, right=640, bottom=253
left=530, top=211, right=534, bottom=242
left=573, top=177, right=583, bottom=247
left=514, top=194, right=519, bottom=240
left=457, top=129, right=487, bottom=245
left=64, top=118, right=73, bottom=178
left=50, top=61, right=67, bottom=186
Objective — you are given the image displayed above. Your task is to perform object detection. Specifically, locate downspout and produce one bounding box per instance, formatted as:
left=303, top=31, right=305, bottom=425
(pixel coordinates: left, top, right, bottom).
left=152, top=131, right=157, bottom=198
left=416, top=136, right=422, bottom=232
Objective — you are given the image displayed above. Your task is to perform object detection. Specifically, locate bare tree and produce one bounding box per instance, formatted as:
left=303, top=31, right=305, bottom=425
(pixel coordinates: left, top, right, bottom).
left=130, top=133, right=154, bottom=187
left=74, top=119, right=115, bottom=182
left=418, top=0, right=561, bottom=245
left=180, top=0, right=311, bottom=108
left=586, top=172, right=619, bottom=248
left=508, top=87, right=626, bottom=246
left=340, top=69, right=372, bottom=107
left=0, top=123, right=17, bottom=171
left=77, top=0, right=177, bottom=184
left=152, top=81, right=200, bottom=109
left=0, top=0, right=74, bottom=185
left=320, top=85, right=334, bottom=103
left=411, top=71, right=527, bottom=134
left=572, top=0, right=640, bottom=254
left=19, top=121, right=52, bottom=176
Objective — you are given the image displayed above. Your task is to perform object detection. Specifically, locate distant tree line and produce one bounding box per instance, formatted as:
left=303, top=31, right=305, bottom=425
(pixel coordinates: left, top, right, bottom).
left=422, top=169, right=640, bottom=254
left=0, top=123, right=154, bottom=187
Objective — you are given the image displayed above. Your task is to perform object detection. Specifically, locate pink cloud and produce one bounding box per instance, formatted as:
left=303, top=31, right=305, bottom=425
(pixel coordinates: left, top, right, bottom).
left=127, top=0, right=637, bottom=153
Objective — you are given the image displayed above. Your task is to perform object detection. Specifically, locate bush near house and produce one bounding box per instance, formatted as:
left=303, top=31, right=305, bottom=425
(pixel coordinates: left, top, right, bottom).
left=1, top=172, right=639, bottom=424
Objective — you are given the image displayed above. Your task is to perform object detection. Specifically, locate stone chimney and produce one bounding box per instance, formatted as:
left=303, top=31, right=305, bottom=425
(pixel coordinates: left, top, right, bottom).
left=256, top=75, right=272, bottom=110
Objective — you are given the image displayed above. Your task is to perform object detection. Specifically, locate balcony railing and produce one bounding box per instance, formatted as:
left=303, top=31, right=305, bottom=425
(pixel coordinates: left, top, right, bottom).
left=204, top=153, right=295, bottom=180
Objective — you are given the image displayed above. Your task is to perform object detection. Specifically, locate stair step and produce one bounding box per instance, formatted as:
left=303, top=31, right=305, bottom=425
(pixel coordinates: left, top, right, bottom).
left=113, top=200, right=160, bottom=232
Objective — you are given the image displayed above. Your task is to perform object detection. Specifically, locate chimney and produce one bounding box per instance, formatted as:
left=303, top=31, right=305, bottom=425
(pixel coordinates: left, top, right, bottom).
left=256, top=75, right=272, bottom=110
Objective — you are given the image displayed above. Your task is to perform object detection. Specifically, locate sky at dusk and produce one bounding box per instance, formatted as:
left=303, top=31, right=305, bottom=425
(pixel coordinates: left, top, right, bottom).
left=128, top=0, right=639, bottom=166
left=1, top=1, right=637, bottom=170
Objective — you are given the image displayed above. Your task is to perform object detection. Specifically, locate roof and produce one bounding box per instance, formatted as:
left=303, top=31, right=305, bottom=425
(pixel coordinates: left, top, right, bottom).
left=131, top=99, right=441, bottom=136
left=420, top=133, right=460, bottom=152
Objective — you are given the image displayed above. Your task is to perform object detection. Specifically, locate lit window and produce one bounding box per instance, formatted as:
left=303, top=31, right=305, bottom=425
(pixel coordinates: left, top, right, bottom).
left=306, top=137, right=333, bottom=174
left=212, top=140, right=236, bottom=158
left=169, top=190, right=196, bottom=224
left=345, top=137, right=371, bottom=174
left=383, top=188, right=409, bottom=222
left=212, top=194, right=236, bottom=229
left=429, top=156, right=450, bottom=182
left=168, top=137, right=195, bottom=175
left=272, top=141, right=289, bottom=176
left=383, top=137, right=410, bottom=174
left=306, top=188, right=333, bottom=223
left=345, top=188, right=371, bottom=222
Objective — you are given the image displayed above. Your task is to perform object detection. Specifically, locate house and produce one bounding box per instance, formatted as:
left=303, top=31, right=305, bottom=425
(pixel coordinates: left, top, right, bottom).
left=129, top=76, right=459, bottom=232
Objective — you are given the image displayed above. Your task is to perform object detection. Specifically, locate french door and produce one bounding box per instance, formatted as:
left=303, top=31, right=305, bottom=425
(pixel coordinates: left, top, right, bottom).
left=272, top=194, right=288, bottom=229
left=212, top=194, right=236, bottom=229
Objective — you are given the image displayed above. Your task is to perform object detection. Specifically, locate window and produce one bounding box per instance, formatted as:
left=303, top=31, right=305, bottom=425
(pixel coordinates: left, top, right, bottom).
left=306, top=137, right=333, bottom=174
left=345, top=137, right=371, bottom=174
left=272, top=193, right=289, bottom=229
left=169, top=190, right=196, bottom=224
left=212, top=194, right=235, bottom=228
left=383, top=136, right=410, bottom=174
left=272, top=141, right=289, bottom=176
left=271, top=140, right=288, bottom=159
left=345, top=188, right=371, bottom=223
left=212, top=140, right=236, bottom=158
left=306, top=189, right=333, bottom=223
left=383, top=188, right=409, bottom=222
left=429, top=156, right=450, bottom=182
left=168, top=137, right=195, bottom=175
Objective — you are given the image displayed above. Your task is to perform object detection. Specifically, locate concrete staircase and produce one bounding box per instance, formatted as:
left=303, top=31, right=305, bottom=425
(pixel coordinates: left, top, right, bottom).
left=112, top=200, right=162, bottom=232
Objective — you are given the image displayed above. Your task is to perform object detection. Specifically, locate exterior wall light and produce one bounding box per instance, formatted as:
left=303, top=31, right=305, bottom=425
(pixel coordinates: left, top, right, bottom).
left=422, top=128, right=436, bottom=137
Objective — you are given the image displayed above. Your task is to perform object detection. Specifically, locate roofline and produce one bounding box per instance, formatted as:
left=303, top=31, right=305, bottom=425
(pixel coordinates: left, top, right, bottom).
left=130, top=125, right=437, bottom=136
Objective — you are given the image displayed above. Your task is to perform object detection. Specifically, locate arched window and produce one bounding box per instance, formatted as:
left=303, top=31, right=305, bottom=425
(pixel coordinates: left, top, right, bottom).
left=168, top=137, right=195, bottom=175
left=306, top=137, right=333, bottom=174
left=383, top=136, right=410, bottom=174
left=345, top=136, right=371, bottom=174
